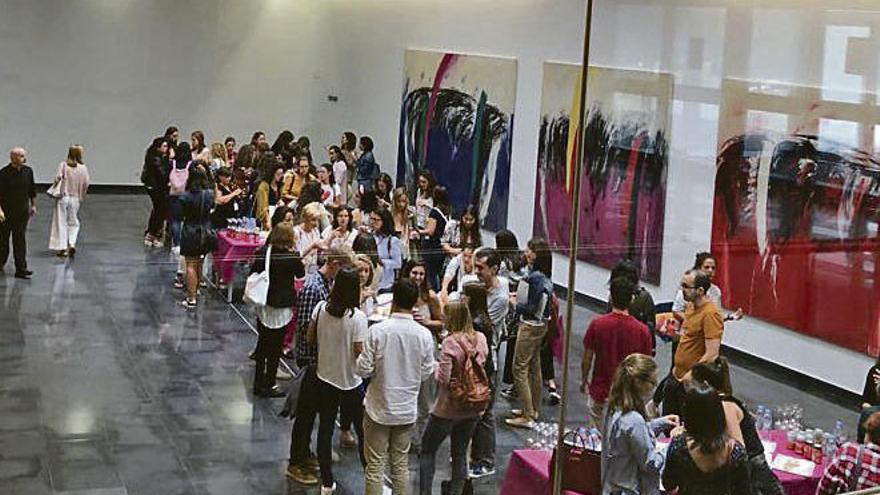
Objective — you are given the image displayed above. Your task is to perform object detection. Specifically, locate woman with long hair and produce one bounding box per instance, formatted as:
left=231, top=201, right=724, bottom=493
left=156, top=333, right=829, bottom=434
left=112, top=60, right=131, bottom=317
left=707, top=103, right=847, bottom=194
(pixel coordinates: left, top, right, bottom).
left=374, top=173, right=393, bottom=210
left=442, top=204, right=482, bottom=257
left=255, top=154, right=285, bottom=230
left=307, top=266, right=368, bottom=493
left=355, top=136, right=379, bottom=194
left=190, top=130, right=208, bottom=161
left=224, top=136, right=237, bottom=166
left=392, top=186, right=415, bottom=259
left=355, top=254, right=377, bottom=313
left=322, top=206, right=357, bottom=249
left=601, top=354, right=678, bottom=494
left=690, top=359, right=784, bottom=495
left=317, top=163, right=338, bottom=208
left=416, top=185, right=450, bottom=291
left=178, top=165, right=216, bottom=308
left=506, top=237, right=554, bottom=428
left=49, top=145, right=90, bottom=257
left=142, top=137, right=171, bottom=247
left=168, top=142, right=192, bottom=288
left=271, top=130, right=295, bottom=156
left=406, top=260, right=443, bottom=335
left=351, top=232, right=384, bottom=294
left=414, top=170, right=436, bottom=230
left=495, top=229, right=523, bottom=279
left=251, top=223, right=304, bottom=397
left=282, top=154, right=316, bottom=205
left=328, top=145, right=349, bottom=206
left=419, top=301, right=488, bottom=495
left=662, top=382, right=751, bottom=495
left=209, top=142, right=227, bottom=174
left=340, top=131, right=358, bottom=195
left=369, top=207, right=403, bottom=293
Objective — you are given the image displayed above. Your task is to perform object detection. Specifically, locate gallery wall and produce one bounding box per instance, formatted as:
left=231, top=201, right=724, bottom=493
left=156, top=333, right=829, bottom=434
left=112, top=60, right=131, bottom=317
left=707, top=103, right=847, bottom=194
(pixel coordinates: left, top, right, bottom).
left=0, top=0, right=327, bottom=184
left=317, top=0, right=879, bottom=393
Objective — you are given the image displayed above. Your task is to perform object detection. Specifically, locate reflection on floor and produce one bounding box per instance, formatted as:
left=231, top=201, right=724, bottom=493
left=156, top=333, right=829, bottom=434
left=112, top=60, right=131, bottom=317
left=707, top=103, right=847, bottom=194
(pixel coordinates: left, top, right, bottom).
left=0, top=194, right=860, bottom=494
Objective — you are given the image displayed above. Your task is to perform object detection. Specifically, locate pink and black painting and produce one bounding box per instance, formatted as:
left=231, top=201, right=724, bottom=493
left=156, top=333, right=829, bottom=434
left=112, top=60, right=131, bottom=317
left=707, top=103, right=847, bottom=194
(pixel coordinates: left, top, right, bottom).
left=533, top=64, right=673, bottom=284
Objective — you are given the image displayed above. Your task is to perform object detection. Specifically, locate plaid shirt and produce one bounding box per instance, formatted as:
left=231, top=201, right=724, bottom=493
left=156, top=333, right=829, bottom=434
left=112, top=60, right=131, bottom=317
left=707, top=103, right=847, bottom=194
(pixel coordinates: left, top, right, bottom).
left=817, top=442, right=880, bottom=494
left=294, top=270, right=331, bottom=367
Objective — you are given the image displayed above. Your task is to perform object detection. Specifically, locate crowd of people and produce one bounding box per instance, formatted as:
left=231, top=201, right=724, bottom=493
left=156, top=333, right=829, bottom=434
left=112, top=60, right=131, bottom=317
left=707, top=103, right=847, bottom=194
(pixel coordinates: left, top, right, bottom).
left=134, top=126, right=880, bottom=494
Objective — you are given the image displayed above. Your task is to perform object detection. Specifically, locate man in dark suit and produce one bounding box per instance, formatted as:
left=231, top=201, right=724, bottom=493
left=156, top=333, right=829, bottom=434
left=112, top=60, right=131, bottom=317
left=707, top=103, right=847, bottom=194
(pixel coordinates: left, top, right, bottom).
left=0, top=147, right=37, bottom=279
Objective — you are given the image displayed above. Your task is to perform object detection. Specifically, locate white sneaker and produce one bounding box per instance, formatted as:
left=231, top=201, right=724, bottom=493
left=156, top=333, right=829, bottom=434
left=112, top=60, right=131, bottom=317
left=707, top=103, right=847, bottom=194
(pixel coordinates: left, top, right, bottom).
left=320, top=482, right=336, bottom=494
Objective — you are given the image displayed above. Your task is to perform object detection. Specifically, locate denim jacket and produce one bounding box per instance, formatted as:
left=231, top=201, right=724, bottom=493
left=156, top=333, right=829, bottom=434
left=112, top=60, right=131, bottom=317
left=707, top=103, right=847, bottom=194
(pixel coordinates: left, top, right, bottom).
left=601, top=410, right=669, bottom=495
left=515, top=269, right=552, bottom=322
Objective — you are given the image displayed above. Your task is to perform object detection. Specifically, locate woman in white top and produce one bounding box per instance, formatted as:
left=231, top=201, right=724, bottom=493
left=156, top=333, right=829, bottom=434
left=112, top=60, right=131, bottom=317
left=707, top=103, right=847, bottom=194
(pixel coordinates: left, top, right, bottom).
left=328, top=145, right=349, bottom=206
left=295, top=202, right=325, bottom=275
left=307, top=266, right=369, bottom=493
left=208, top=142, right=227, bottom=175
left=317, top=163, right=338, bottom=208
left=414, top=170, right=436, bottom=230
left=322, top=206, right=358, bottom=249
left=49, top=145, right=90, bottom=257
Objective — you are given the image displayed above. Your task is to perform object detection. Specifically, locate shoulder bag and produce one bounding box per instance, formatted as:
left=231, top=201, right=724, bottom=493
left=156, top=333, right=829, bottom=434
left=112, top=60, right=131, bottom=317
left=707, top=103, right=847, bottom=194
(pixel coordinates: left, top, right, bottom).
left=46, top=164, right=65, bottom=199
left=244, top=246, right=272, bottom=307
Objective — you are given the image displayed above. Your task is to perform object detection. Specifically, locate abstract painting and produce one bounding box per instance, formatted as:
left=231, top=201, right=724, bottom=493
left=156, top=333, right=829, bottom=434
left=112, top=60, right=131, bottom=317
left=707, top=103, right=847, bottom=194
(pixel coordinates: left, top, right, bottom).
left=712, top=79, right=880, bottom=356
left=532, top=63, right=673, bottom=284
left=397, top=49, right=516, bottom=231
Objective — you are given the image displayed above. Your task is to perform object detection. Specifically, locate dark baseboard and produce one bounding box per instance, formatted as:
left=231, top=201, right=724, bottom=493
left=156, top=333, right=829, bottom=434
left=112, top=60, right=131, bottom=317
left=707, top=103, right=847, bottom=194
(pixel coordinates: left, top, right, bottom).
left=36, top=183, right=145, bottom=195
left=553, top=283, right=861, bottom=411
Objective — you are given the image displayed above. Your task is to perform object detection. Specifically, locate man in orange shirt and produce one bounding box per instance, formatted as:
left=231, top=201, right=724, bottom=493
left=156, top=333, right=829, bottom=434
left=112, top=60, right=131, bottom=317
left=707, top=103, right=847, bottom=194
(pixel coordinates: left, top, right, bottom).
left=663, top=269, right=724, bottom=415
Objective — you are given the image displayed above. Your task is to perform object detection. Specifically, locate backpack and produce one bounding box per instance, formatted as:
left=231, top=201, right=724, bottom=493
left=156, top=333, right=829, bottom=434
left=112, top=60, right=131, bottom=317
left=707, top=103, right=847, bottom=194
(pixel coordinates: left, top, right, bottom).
left=448, top=335, right=491, bottom=414
left=169, top=165, right=189, bottom=195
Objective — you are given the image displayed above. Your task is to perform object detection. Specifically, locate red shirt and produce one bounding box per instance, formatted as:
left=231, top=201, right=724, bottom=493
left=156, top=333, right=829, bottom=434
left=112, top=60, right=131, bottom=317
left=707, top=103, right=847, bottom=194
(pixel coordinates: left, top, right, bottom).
left=583, top=312, right=652, bottom=402
left=817, top=442, right=880, bottom=494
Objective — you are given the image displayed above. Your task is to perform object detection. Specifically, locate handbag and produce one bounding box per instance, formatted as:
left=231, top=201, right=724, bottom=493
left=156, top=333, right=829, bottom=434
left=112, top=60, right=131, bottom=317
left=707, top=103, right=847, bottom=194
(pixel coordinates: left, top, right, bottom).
left=244, top=246, right=272, bottom=307
left=277, top=364, right=309, bottom=420
left=46, top=164, right=65, bottom=199
left=549, top=430, right=602, bottom=495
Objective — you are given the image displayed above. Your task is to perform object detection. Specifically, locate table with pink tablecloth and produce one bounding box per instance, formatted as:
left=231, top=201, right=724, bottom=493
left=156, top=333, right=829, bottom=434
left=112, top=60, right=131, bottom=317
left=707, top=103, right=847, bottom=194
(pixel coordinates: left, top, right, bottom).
left=499, top=449, right=585, bottom=495
left=213, top=230, right=264, bottom=300
left=501, top=430, right=829, bottom=495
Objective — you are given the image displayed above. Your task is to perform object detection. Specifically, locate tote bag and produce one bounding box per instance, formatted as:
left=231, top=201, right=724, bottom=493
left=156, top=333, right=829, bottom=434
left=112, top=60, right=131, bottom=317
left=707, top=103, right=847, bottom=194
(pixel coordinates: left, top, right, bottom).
left=46, top=164, right=65, bottom=199
left=244, top=246, right=272, bottom=307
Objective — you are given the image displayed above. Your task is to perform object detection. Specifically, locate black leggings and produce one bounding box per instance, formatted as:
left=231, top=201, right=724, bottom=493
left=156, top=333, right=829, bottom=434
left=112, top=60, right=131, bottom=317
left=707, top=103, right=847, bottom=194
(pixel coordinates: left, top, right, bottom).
left=253, top=320, right=285, bottom=390
left=317, top=379, right=365, bottom=487
left=541, top=335, right=555, bottom=382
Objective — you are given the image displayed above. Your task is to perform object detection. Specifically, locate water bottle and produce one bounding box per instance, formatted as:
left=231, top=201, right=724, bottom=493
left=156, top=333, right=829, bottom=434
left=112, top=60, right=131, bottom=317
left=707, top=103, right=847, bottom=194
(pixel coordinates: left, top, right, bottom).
left=833, top=420, right=846, bottom=448
left=588, top=427, right=602, bottom=452
left=754, top=406, right=765, bottom=430
left=823, top=432, right=838, bottom=459
left=763, top=408, right=773, bottom=432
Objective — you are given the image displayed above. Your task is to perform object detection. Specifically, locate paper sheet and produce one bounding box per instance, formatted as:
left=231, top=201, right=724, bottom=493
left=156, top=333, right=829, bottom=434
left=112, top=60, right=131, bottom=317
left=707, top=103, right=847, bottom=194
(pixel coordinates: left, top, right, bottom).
left=771, top=454, right=815, bottom=477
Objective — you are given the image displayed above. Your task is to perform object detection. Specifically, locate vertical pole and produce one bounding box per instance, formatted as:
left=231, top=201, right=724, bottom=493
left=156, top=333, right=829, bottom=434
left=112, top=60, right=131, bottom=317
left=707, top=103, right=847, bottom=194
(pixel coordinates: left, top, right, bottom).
left=552, top=0, right=595, bottom=494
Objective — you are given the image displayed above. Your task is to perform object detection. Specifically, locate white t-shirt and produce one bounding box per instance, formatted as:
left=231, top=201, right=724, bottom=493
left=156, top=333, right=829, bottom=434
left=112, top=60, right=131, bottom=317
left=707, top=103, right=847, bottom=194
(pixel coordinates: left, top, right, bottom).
left=314, top=302, right=369, bottom=390
left=321, top=183, right=336, bottom=206
left=295, top=225, right=322, bottom=274
left=672, top=283, right=722, bottom=312
left=333, top=160, right=348, bottom=204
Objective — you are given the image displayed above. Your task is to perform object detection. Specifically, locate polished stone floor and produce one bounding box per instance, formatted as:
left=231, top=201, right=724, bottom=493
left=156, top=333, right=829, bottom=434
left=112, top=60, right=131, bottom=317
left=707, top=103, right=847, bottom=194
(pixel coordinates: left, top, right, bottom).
left=0, top=194, right=861, bottom=494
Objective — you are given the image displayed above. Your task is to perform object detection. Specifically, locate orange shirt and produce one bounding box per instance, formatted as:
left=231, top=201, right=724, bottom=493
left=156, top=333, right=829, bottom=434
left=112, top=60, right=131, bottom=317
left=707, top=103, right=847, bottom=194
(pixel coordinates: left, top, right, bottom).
left=673, top=301, right=724, bottom=379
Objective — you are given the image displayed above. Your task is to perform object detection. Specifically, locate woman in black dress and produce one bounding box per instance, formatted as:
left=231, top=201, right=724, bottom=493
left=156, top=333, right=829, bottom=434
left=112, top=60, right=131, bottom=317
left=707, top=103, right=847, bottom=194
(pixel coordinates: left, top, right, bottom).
left=179, top=166, right=216, bottom=308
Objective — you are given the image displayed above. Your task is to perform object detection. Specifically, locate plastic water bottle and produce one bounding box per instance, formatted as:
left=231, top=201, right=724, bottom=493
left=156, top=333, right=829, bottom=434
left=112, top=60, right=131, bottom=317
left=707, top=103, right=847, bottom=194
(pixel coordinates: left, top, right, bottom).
left=762, top=408, right=773, bottom=433
left=588, top=427, right=602, bottom=451
left=833, top=420, right=846, bottom=448
left=755, top=406, right=766, bottom=430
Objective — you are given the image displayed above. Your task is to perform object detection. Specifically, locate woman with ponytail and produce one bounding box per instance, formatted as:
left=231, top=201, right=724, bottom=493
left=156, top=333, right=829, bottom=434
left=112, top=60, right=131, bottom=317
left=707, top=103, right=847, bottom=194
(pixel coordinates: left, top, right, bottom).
left=601, top=354, right=679, bottom=494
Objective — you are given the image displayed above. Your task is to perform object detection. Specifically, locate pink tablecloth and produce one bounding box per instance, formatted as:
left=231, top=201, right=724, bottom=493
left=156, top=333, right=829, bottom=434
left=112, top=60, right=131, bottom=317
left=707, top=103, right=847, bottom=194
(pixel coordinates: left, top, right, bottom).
left=500, top=449, right=584, bottom=495
left=213, top=230, right=264, bottom=282
left=501, top=431, right=829, bottom=495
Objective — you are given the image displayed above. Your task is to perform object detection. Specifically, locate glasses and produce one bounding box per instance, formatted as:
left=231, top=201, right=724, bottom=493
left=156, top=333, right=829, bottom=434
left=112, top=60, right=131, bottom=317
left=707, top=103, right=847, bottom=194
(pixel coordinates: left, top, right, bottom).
left=680, top=283, right=696, bottom=290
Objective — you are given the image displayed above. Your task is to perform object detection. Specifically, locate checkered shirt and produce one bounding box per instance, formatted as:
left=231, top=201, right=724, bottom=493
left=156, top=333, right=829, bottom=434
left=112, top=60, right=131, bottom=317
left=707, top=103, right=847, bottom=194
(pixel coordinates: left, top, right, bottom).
left=293, top=270, right=331, bottom=367
left=817, top=441, right=880, bottom=494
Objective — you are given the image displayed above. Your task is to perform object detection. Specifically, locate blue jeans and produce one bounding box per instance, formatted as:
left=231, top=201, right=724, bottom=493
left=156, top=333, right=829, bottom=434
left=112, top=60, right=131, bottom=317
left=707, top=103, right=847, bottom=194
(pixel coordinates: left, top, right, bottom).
left=419, top=414, right=479, bottom=495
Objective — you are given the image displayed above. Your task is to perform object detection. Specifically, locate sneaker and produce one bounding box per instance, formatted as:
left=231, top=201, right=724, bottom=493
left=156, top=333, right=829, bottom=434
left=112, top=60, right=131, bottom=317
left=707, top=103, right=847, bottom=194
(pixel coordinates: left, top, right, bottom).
left=500, top=387, right=517, bottom=400
left=276, top=369, right=292, bottom=380
left=321, top=482, right=336, bottom=494
left=151, top=239, right=164, bottom=248
left=173, top=278, right=184, bottom=289
left=266, top=385, right=286, bottom=398
left=144, top=235, right=155, bottom=246
left=304, top=456, right=320, bottom=471
left=505, top=416, right=535, bottom=429
left=286, top=464, right=318, bottom=485
left=547, top=390, right=561, bottom=406
left=180, top=299, right=197, bottom=309
left=468, top=464, right=496, bottom=479
left=510, top=408, right=523, bottom=416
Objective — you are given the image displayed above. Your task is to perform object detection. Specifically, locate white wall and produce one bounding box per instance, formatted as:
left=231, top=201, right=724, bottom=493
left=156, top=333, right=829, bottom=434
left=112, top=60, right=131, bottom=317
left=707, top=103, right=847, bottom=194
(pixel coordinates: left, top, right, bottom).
left=1, top=0, right=873, bottom=392
left=0, top=0, right=327, bottom=184
left=317, top=0, right=877, bottom=393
